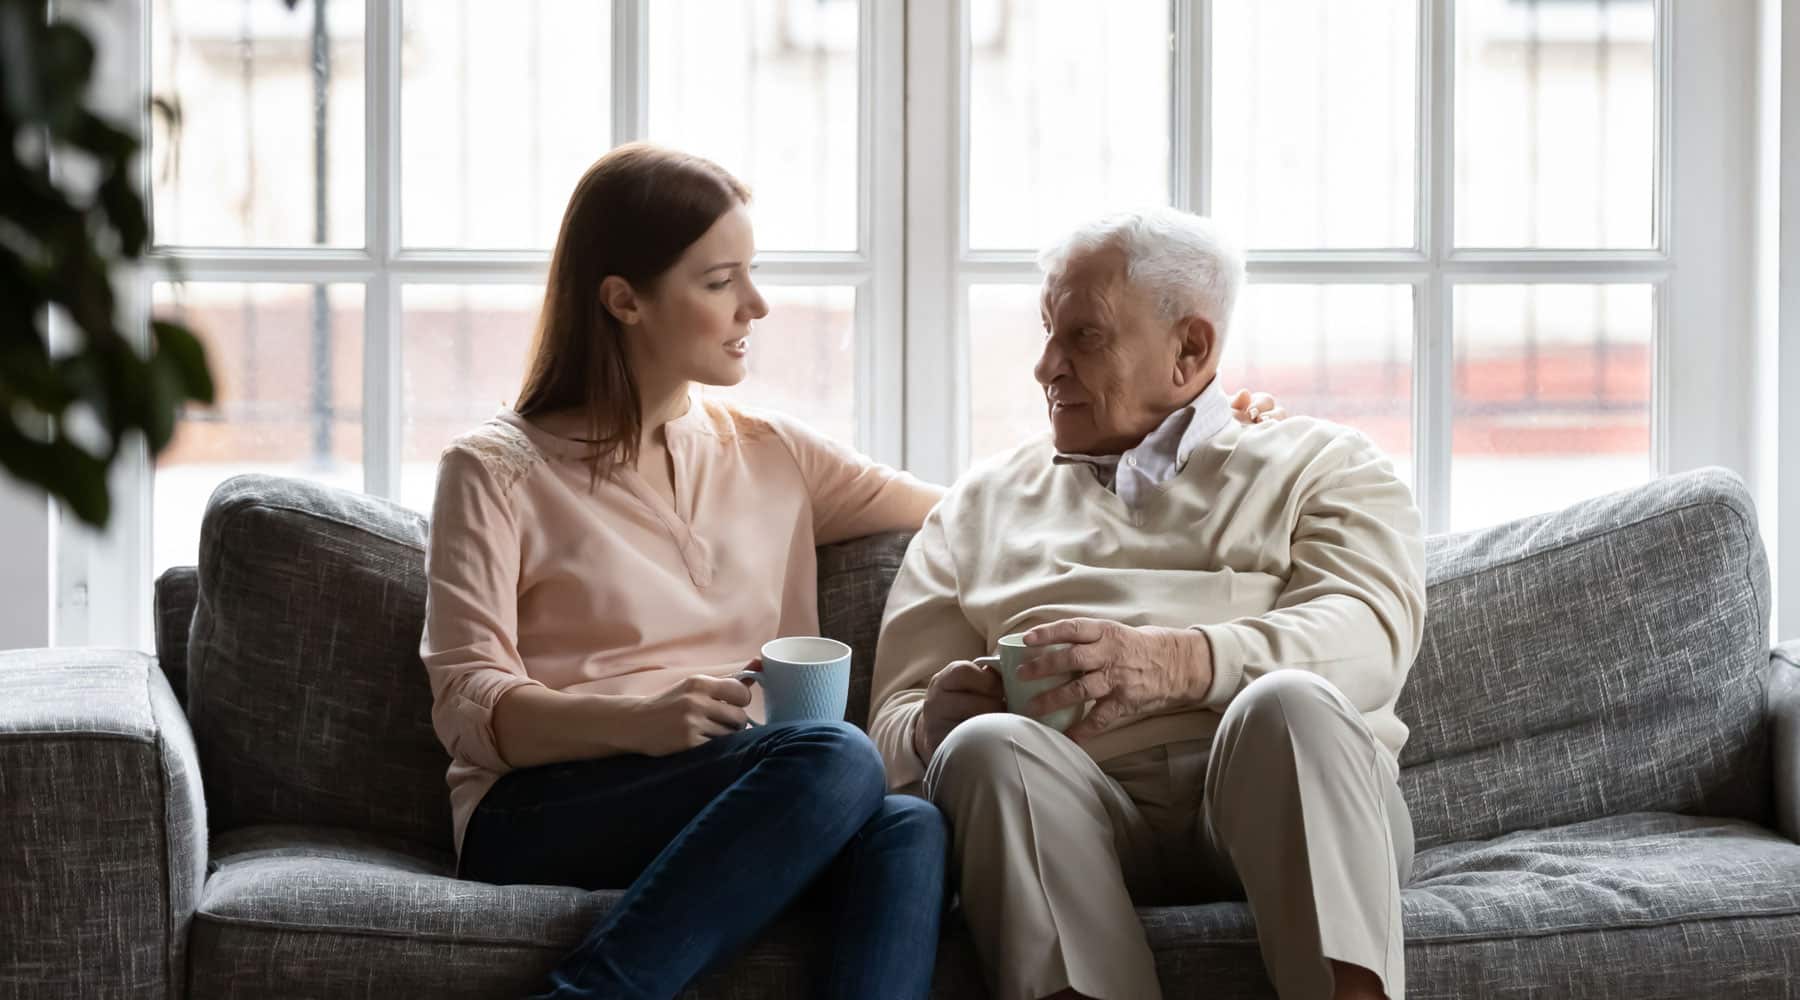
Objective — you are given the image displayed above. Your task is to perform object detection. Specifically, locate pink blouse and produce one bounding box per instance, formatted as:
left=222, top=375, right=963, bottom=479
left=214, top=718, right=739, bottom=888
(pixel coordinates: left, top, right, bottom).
left=420, top=397, right=935, bottom=855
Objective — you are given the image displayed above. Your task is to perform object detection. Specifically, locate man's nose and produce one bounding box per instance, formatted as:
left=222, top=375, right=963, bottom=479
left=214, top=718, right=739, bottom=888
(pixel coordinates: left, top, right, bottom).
left=1034, top=336, right=1068, bottom=387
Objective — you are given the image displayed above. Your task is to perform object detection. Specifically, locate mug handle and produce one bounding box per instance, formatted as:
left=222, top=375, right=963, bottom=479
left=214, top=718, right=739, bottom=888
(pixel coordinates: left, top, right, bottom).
left=733, top=670, right=764, bottom=728
left=973, top=655, right=1001, bottom=671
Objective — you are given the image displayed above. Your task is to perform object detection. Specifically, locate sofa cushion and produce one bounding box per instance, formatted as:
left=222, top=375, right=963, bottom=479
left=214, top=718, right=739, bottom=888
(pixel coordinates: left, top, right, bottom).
left=153, top=566, right=198, bottom=710
left=188, top=825, right=987, bottom=999
left=817, top=532, right=914, bottom=730
left=188, top=475, right=452, bottom=851
left=190, top=814, right=1800, bottom=999
left=1396, top=467, right=1772, bottom=850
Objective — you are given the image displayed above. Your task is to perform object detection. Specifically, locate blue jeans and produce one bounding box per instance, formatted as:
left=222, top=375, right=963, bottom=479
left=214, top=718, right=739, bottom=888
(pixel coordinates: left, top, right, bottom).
left=459, top=721, right=947, bottom=1000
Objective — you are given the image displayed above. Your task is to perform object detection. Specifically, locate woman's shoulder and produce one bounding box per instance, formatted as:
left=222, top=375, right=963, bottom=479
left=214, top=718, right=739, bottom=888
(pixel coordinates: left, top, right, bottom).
left=441, top=416, right=543, bottom=495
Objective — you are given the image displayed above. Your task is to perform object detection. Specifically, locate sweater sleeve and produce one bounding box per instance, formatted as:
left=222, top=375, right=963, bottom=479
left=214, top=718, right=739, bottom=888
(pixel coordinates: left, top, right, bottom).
left=419, top=446, right=546, bottom=774
left=869, top=503, right=990, bottom=792
left=1192, top=434, right=1427, bottom=713
left=769, top=415, right=943, bottom=545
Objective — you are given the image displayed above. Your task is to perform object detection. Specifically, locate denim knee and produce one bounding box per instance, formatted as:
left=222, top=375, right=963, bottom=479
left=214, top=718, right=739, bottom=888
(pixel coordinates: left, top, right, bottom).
left=872, top=795, right=949, bottom=854
left=769, top=721, right=886, bottom=819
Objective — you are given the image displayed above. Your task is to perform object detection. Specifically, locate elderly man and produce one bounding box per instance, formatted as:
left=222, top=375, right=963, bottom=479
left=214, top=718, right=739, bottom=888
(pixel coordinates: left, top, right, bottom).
left=869, top=208, right=1425, bottom=1000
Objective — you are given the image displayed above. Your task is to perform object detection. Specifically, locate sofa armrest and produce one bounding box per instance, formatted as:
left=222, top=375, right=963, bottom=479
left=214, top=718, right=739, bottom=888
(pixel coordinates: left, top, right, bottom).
left=0, top=648, right=207, bottom=999
left=1774, top=641, right=1800, bottom=843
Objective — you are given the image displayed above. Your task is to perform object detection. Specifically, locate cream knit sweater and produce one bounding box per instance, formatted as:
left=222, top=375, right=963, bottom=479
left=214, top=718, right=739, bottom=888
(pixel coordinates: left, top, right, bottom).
left=870, top=415, right=1428, bottom=793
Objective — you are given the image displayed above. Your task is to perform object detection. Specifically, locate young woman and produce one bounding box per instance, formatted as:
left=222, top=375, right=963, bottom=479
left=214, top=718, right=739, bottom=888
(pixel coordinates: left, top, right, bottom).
left=421, top=142, right=1280, bottom=999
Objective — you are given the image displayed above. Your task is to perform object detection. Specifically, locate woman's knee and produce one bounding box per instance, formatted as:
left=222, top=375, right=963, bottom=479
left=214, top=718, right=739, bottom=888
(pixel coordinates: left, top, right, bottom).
left=770, top=721, right=886, bottom=810
left=871, top=794, right=949, bottom=852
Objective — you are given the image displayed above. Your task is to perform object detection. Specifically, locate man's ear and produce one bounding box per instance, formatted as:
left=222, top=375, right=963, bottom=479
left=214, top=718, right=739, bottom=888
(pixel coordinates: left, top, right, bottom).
left=599, top=275, right=642, bottom=327
left=1173, top=316, right=1217, bottom=388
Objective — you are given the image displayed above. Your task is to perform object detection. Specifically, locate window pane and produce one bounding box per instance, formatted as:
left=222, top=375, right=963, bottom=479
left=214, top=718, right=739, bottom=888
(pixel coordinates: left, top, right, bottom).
left=1230, top=284, right=1415, bottom=487
left=1455, top=0, right=1655, bottom=248
left=152, top=282, right=365, bottom=575
left=401, top=285, right=541, bottom=512
left=1451, top=284, right=1651, bottom=530
left=1211, top=1, right=1417, bottom=249
left=708, top=286, right=857, bottom=446
left=649, top=0, right=858, bottom=252
left=967, top=0, right=1170, bottom=251
left=151, top=0, right=365, bottom=247
left=968, top=283, right=1052, bottom=463
left=401, top=2, right=610, bottom=250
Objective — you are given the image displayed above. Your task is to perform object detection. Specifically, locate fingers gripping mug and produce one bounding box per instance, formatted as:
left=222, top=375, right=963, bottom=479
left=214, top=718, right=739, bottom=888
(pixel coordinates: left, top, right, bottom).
left=976, top=632, right=1085, bottom=733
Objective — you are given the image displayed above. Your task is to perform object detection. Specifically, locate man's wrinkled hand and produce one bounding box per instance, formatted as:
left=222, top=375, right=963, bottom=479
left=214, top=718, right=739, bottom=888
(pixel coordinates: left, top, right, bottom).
left=1018, top=618, right=1214, bottom=743
left=915, top=659, right=1007, bottom=762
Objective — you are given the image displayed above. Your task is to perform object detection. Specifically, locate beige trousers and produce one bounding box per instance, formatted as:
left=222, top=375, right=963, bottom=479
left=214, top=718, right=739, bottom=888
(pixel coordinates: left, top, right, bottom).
left=925, top=671, right=1414, bottom=1000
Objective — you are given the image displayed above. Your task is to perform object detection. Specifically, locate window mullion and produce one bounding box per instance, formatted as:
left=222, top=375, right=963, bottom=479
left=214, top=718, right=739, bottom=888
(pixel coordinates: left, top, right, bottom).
left=612, top=0, right=647, bottom=144
left=1416, top=0, right=1454, bottom=535
left=1171, top=0, right=1205, bottom=214
left=364, top=0, right=400, bottom=500
left=903, top=0, right=963, bottom=485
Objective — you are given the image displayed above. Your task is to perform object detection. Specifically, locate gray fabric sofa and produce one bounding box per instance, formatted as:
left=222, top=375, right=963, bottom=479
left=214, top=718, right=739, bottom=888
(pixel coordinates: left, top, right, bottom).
left=3, top=466, right=1798, bottom=999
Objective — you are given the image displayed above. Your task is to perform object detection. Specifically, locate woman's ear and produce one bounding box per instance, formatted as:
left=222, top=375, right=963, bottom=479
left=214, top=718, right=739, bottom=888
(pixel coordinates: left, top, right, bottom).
left=1173, top=316, right=1216, bottom=387
left=599, top=275, right=642, bottom=327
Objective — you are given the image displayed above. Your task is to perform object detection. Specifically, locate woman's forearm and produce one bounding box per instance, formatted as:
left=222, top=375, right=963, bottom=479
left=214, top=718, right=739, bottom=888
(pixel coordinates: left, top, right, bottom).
left=491, top=684, right=643, bottom=769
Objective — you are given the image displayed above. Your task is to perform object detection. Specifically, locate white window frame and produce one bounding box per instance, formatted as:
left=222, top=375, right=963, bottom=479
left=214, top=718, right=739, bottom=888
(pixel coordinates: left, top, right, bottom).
left=49, top=0, right=1772, bottom=647
left=903, top=0, right=1757, bottom=543
left=56, top=0, right=905, bottom=649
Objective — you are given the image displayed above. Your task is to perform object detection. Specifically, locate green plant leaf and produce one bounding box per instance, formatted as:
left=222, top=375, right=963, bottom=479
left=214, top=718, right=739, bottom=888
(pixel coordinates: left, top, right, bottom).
left=0, top=420, right=110, bottom=527
left=151, top=320, right=214, bottom=404
left=35, top=22, right=96, bottom=132
left=68, top=108, right=137, bottom=164
left=98, top=170, right=148, bottom=257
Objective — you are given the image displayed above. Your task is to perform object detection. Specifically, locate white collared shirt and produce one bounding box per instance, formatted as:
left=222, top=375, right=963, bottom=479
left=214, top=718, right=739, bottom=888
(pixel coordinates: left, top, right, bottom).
left=1052, top=378, right=1236, bottom=511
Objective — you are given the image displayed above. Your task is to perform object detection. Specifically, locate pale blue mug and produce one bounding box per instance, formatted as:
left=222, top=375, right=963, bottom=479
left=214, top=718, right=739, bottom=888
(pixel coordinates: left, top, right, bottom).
left=734, top=636, right=852, bottom=726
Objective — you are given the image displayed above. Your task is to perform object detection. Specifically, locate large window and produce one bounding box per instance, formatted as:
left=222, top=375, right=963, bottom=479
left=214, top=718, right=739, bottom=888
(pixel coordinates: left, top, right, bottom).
left=907, top=0, right=1667, bottom=539
left=144, top=0, right=900, bottom=579
left=62, top=0, right=1753, bottom=647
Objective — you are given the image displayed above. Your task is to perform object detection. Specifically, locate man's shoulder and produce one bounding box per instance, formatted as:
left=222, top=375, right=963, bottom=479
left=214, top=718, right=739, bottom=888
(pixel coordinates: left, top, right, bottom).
left=1227, top=414, right=1383, bottom=468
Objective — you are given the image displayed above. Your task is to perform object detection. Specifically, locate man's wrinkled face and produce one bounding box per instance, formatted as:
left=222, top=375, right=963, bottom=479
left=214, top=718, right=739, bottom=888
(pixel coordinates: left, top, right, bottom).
left=1034, top=245, right=1182, bottom=455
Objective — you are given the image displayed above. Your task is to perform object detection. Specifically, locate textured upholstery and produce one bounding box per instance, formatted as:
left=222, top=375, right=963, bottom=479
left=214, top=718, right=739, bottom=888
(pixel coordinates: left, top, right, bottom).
left=82, top=464, right=1789, bottom=998
left=0, top=649, right=206, bottom=1000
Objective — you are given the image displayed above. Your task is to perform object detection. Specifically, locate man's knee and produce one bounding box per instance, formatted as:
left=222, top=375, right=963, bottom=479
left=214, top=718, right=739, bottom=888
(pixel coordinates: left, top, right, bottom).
left=1220, top=670, right=1351, bottom=738
left=923, top=712, right=1043, bottom=805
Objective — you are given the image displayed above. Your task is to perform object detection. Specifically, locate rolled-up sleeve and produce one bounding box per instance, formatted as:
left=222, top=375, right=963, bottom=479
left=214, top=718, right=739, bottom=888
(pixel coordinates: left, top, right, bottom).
left=420, top=447, right=545, bottom=774
left=1193, top=435, right=1427, bottom=713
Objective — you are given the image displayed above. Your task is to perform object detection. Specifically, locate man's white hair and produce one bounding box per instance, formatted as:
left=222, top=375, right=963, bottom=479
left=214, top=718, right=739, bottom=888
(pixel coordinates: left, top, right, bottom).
left=1037, top=208, right=1247, bottom=336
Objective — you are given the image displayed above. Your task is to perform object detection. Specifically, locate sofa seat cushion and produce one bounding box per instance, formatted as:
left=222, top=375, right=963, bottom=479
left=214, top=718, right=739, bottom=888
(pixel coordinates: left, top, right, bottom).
left=1132, top=812, right=1800, bottom=998
left=1401, top=811, right=1800, bottom=940
left=189, top=816, right=1800, bottom=999
left=186, top=825, right=988, bottom=999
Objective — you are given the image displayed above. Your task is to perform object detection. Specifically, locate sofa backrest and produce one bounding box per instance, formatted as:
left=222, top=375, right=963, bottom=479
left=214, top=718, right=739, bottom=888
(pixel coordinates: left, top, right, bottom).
left=1394, top=467, right=1771, bottom=850
left=184, top=475, right=451, bottom=851
left=164, top=468, right=1773, bottom=855
left=165, top=474, right=915, bottom=851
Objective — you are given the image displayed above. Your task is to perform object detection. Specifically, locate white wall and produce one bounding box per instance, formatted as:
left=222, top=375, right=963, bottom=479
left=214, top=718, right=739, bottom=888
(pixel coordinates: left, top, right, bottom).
left=0, top=482, right=52, bottom=650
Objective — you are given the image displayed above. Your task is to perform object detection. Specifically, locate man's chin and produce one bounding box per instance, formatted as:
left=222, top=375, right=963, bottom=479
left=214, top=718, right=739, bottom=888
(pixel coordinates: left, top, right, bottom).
left=1049, top=428, right=1096, bottom=455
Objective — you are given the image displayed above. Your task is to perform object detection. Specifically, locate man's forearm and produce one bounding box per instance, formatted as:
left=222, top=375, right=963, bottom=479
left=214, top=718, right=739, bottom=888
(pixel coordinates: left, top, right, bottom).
left=870, top=692, right=930, bottom=792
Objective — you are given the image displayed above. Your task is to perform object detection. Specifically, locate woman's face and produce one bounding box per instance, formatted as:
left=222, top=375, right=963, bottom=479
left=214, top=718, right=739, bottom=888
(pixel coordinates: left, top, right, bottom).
left=628, top=204, right=769, bottom=390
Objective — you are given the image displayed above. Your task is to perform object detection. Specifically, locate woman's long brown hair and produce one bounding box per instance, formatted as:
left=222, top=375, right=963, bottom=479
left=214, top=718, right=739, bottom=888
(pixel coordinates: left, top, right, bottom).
left=514, top=143, right=750, bottom=488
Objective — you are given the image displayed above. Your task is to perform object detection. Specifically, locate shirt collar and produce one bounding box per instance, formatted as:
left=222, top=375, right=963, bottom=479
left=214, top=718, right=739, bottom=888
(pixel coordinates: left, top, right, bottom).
left=1052, top=377, right=1234, bottom=479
